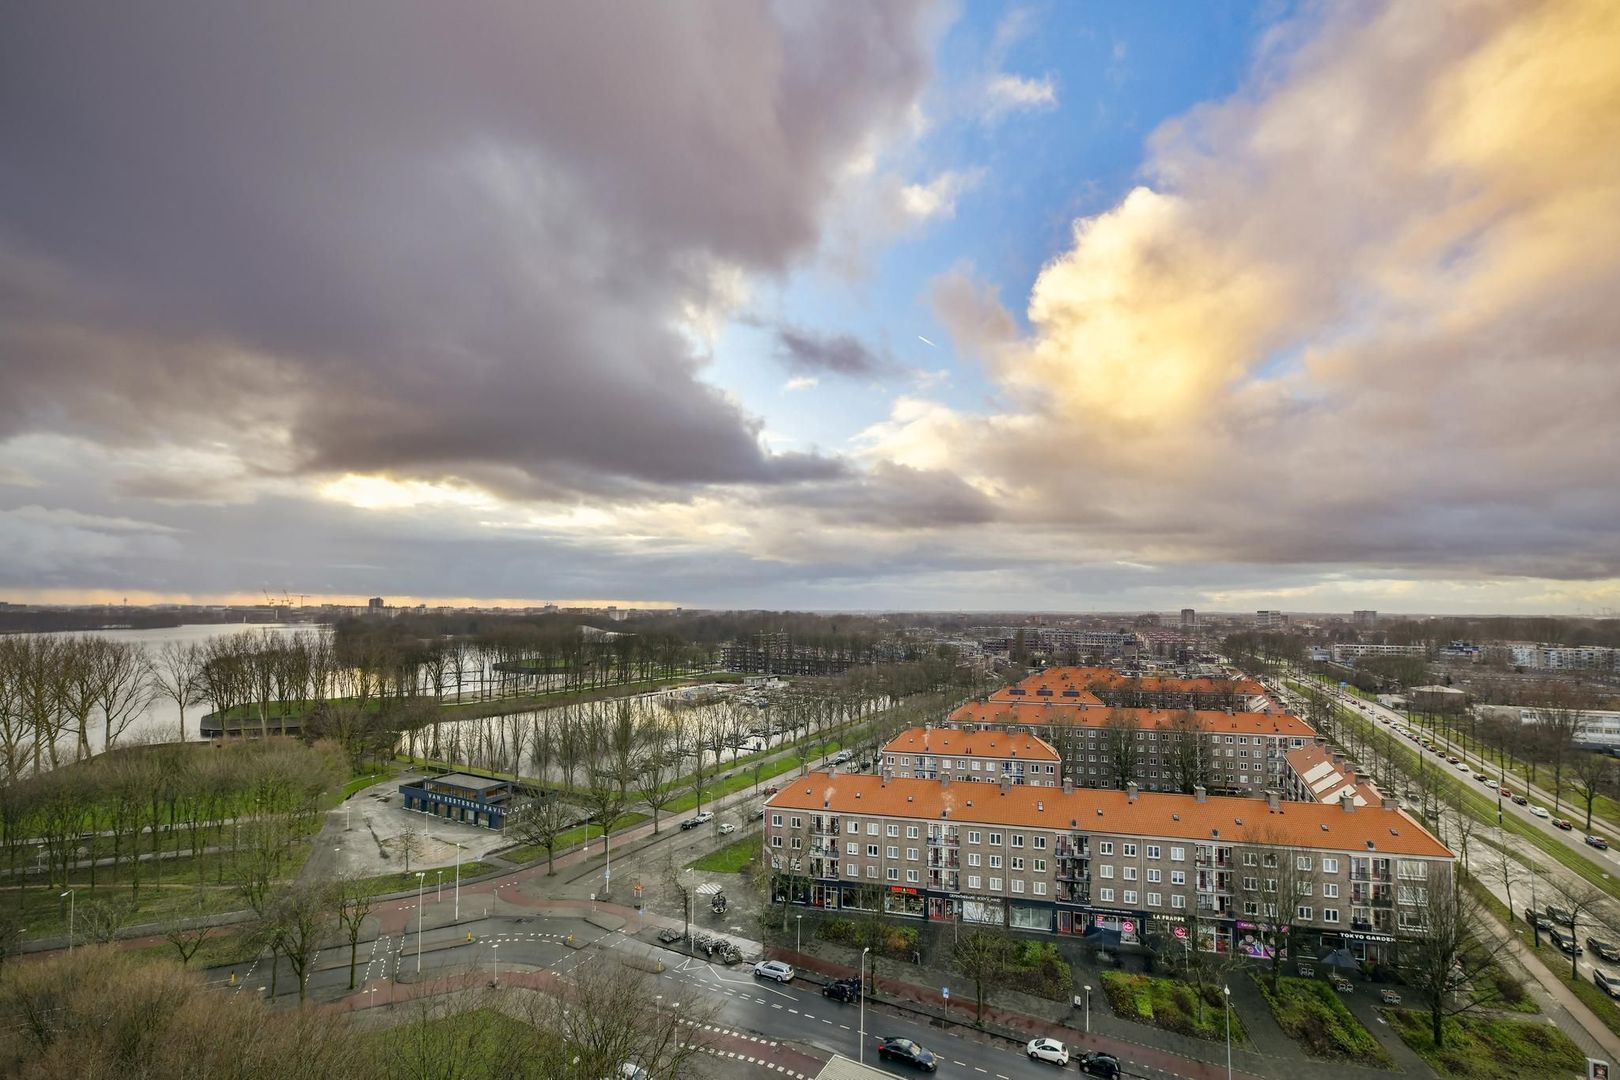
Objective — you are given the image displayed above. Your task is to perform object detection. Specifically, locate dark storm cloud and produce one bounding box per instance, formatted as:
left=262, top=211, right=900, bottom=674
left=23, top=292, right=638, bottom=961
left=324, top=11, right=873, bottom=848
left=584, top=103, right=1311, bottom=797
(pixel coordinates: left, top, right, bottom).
left=0, top=3, right=932, bottom=490
left=774, top=325, right=895, bottom=378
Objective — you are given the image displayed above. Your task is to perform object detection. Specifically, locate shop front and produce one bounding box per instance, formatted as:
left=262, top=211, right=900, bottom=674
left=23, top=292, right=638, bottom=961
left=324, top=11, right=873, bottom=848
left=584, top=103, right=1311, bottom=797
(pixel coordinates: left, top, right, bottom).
left=884, top=885, right=927, bottom=918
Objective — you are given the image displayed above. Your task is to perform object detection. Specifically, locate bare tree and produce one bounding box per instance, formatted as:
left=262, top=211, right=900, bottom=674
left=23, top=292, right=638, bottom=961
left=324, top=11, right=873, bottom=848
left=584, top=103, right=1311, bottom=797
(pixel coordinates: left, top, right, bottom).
left=392, top=822, right=426, bottom=875
left=1233, top=826, right=1320, bottom=993
left=1165, top=708, right=1213, bottom=793
left=506, top=796, right=576, bottom=876
left=952, top=926, right=1016, bottom=1025
left=1397, top=867, right=1512, bottom=1049
left=1102, top=708, right=1140, bottom=790
left=334, top=875, right=379, bottom=990
left=161, top=891, right=213, bottom=966
left=267, top=883, right=332, bottom=1004
left=1542, top=874, right=1615, bottom=982
left=632, top=731, right=680, bottom=833
left=91, top=639, right=153, bottom=752
left=1570, top=751, right=1613, bottom=833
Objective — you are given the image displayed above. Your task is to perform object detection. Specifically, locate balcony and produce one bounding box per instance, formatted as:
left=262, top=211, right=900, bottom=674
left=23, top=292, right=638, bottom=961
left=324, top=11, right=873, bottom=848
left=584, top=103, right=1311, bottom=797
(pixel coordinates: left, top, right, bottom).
left=1055, top=885, right=1090, bottom=905
left=1056, top=841, right=1089, bottom=858
left=927, top=853, right=960, bottom=869
left=928, top=835, right=959, bottom=848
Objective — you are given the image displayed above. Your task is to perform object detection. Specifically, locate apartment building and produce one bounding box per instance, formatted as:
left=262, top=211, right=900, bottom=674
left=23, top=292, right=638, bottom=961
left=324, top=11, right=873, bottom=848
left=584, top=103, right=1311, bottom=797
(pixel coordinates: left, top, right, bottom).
left=765, top=772, right=1451, bottom=966
left=1282, top=739, right=1382, bottom=807
left=1484, top=642, right=1618, bottom=671
left=1255, top=610, right=1285, bottom=631
left=881, top=726, right=1061, bottom=787
left=1330, top=643, right=1427, bottom=662
left=991, top=666, right=1268, bottom=711
left=948, top=701, right=1314, bottom=796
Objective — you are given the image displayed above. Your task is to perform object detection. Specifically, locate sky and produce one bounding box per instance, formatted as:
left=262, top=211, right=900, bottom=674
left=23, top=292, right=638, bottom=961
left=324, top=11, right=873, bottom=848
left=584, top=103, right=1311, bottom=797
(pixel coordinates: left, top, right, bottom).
left=2, top=1, right=1618, bottom=615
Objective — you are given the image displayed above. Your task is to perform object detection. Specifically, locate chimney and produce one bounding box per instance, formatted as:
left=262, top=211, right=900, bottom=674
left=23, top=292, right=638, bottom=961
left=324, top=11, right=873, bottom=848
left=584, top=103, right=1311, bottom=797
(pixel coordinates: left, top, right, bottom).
left=1063, top=778, right=1075, bottom=797
left=940, top=775, right=950, bottom=789
left=1344, top=769, right=1356, bottom=788
left=1266, top=790, right=1280, bottom=812
left=1381, top=796, right=1398, bottom=811
left=1194, top=784, right=1207, bottom=804
left=1315, top=735, right=1327, bottom=747
left=999, top=777, right=1012, bottom=795
left=1126, top=781, right=1139, bottom=803
left=881, top=767, right=893, bottom=785
left=1340, top=791, right=1356, bottom=813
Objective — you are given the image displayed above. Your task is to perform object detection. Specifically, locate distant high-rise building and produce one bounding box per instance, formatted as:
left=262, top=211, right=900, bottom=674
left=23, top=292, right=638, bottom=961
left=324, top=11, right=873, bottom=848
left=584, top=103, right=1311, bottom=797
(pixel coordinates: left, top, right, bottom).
left=368, top=597, right=385, bottom=610
left=1255, top=610, right=1285, bottom=631
left=1352, top=609, right=1378, bottom=628
left=1180, top=608, right=1197, bottom=629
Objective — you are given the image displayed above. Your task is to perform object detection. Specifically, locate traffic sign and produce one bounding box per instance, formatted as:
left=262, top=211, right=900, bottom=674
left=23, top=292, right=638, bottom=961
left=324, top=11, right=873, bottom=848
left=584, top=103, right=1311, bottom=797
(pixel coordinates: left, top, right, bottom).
left=942, top=987, right=950, bottom=1001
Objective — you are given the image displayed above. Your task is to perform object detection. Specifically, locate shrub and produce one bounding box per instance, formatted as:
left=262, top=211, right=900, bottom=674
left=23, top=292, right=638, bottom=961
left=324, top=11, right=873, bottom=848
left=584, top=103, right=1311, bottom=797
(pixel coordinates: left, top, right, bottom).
left=1254, top=976, right=1390, bottom=1065
left=1099, top=971, right=1240, bottom=1042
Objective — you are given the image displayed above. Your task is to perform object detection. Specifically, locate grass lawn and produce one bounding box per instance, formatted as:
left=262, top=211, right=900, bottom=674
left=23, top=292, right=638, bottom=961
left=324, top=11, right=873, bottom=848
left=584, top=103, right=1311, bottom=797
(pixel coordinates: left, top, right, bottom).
left=360, top=1006, right=555, bottom=1076
left=132, top=924, right=263, bottom=969
left=353, top=861, right=503, bottom=897
left=688, top=833, right=761, bottom=874
left=665, top=740, right=845, bottom=815
left=503, top=812, right=651, bottom=865
left=1100, top=971, right=1246, bottom=1043
left=344, top=765, right=400, bottom=799
left=1253, top=975, right=1392, bottom=1065
left=1384, top=1008, right=1585, bottom=1079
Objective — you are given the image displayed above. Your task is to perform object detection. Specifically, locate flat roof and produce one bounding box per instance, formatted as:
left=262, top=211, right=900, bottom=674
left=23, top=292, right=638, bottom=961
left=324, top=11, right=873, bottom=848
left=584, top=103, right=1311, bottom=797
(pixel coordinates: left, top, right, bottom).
left=427, top=773, right=511, bottom=790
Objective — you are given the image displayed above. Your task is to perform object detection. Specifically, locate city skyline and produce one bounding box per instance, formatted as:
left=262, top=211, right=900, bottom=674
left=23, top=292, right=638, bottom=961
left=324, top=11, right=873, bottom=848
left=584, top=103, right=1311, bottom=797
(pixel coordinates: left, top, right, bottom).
left=3, top=1, right=1617, bottom=615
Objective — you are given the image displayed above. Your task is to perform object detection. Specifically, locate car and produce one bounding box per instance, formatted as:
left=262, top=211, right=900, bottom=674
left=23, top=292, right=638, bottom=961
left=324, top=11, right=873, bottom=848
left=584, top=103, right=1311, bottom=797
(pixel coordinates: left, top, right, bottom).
left=822, top=977, right=861, bottom=1003
left=1025, top=1037, right=1070, bottom=1065
left=1457, top=762, right=1471, bottom=772
left=763, top=785, right=779, bottom=795
left=828, top=750, right=853, bottom=765
left=1550, top=929, right=1582, bottom=956
left=1500, top=788, right=1515, bottom=799
left=1530, top=805, right=1550, bottom=818
left=1588, top=937, right=1620, bottom=962
left=1588, top=835, right=1610, bottom=850
left=1548, top=905, right=1575, bottom=927
left=1447, top=756, right=1461, bottom=765
left=1524, top=907, right=1554, bottom=931
left=1553, top=818, right=1574, bottom=830
left=679, top=810, right=715, bottom=830
left=1077, top=1051, right=1122, bottom=1078
left=875, top=1037, right=938, bottom=1071
left=718, top=822, right=736, bottom=834
left=617, top=1065, right=651, bottom=1080
left=753, top=960, right=795, bottom=982
left=750, top=807, right=766, bottom=821
left=1596, top=970, right=1620, bottom=1000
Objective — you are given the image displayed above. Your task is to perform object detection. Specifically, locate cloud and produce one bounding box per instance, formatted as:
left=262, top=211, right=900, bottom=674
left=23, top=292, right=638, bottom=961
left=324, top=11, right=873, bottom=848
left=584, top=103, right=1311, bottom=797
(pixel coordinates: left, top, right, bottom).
left=0, top=3, right=934, bottom=496
left=784, top=376, right=820, bottom=393
left=895, top=167, right=986, bottom=222
left=863, top=0, right=1620, bottom=587
left=774, top=325, right=894, bottom=378
left=983, top=73, right=1059, bottom=119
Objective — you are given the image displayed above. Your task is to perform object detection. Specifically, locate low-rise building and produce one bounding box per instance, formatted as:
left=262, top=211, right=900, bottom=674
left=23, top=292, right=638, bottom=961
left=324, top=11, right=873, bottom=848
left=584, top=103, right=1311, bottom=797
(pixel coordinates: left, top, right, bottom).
left=1283, top=739, right=1382, bottom=807
left=1330, top=643, right=1427, bottom=662
left=881, top=726, right=1061, bottom=787
left=765, top=772, right=1451, bottom=965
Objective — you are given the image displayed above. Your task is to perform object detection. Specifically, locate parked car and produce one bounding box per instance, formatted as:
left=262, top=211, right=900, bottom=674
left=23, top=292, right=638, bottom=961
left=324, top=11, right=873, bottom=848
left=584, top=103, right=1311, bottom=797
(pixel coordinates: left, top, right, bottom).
left=1025, top=1037, right=1070, bottom=1065
left=1077, top=1051, right=1122, bottom=1078
left=679, top=810, right=715, bottom=831
left=875, top=1037, right=938, bottom=1072
left=1550, top=929, right=1582, bottom=956
left=1587, top=835, right=1610, bottom=850
left=1524, top=907, right=1553, bottom=930
left=822, top=978, right=861, bottom=1003
left=1548, top=905, right=1576, bottom=927
left=1530, top=805, right=1551, bottom=818
left=1553, top=818, right=1574, bottom=830
left=762, top=785, right=779, bottom=795
left=1587, top=937, right=1620, bottom=962
left=750, top=807, right=766, bottom=821
left=1595, top=970, right=1620, bottom=1000
left=717, top=822, right=736, bottom=835
left=1511, top=794, right=1529, bottom=806
left=752, top=960, right=795, bottom=983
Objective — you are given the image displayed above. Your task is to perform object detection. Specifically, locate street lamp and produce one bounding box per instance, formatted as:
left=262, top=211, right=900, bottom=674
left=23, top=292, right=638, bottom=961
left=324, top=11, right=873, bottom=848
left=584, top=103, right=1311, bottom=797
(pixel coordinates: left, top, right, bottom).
left=61, top=889, right=74, bottom=954
left=345, top=800, right=351, bottom=831
left=858, top=946, right=871, bottom=1063
left=1083, top=984, right=1091, bottom=1033
left=796, top=914, right=803, bottom=953
left=437, top=870, right=444, bottom=903
left=416, top=871, right=426, bottom=974
left=1223, top=984, right=1232, bottom=1080
left=491, top=942, right=499, bottom=985
left=454, top=841, right=463, bottom=922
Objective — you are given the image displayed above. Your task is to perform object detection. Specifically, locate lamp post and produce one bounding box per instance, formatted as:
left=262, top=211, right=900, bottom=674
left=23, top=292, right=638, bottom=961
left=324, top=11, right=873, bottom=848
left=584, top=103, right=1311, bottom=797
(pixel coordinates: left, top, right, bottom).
left=1223, top=984, right=1232, bottom=1080
left=345, top=800, right=351, bottom=831
left=454, top=841, right=463, bottom=922
left=61, top=889, right=74, bottom=954
left=796, top=914, right=802, bottom=953
left=491, top=942, right=499, bottom=985
left=416, top=871, right=426, bottom=974
left=858, top=946, right=870, bottom=1063
left=1083, top=984, right=1091, bottom=1033
left=437, top=870, right=444, bottom=903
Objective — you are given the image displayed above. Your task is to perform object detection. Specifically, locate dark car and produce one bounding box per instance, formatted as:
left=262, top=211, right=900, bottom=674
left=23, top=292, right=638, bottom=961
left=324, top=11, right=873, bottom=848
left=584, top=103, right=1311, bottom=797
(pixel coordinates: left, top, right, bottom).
left=1548, top=905, right=1576, bottom=927
left=1551, top=929, right=1582, bottom=956
left=1524, top=907, right=1553, bottom=930
left=1512, top=794, right=1529, bottom=806
left=876, top=1037, right=937, bottom=1072
left=1587, top=937, right=1620, bottom=962
left=1587, top=835, right=1610, bottom=850
left=1078, top=1051, right=1122, bottom=1078
left=822, top=978, right=861, bottom=1003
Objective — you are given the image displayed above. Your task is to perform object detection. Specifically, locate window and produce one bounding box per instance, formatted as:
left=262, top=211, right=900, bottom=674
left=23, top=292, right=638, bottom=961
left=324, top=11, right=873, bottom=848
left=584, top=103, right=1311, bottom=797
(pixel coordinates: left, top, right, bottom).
left=1243, top=852, right=1258, bottom=866
left=968, top=853, right=981, bottom=867
left=1034, top=882, right=1048, bottom=896
left=1323, top=908, right=1339, bottom=923
left=1147, top=869, right=1161, bottom=883
left=1297, top=906, right=1312, bottom=920
left=1099, top=865, right=1115, bottom=879
left=887, top=824, right=900, bottom=838
left=791, top=837, right=803, bottom=850
left=866, top=845, right=879, bottom=858
left=1100, top=888, right=1115, bottom=903
left=771, top=836, right=784, bottom=848
left=866, top=866, right=878, bottom=878
left=1171, top=895, right=1186, bottom=909
left=1322, top=883, right=1339, bottom=899
left=886, top=846, right=898, bottom=859
left=1171, top=846, right=1185, bottom=862
left=1034, top=836, right=1047, bottom=850
left=846, top=842, right=858, bottom=856
left=1265, top=878, right=1278, bottom=893
left=845, top=863, right=857, bottom=877
left=790, top=816, right=802, bottom=829
left=989, top=855, right=1003, bottom=869
left=1010, top=833, right=1026, bottom=849
left=906, top=826, right=919, bottom=839
left=1123, top=867, right=1137, bottom=881
left=1263, top=853, right=1279, bottom=868
left=968, top=875, right=982, bottom=889
left=1123, top=890, right=1138, bottom=905
left=1123, top=843, right=1137, bottom=857
left=906, top=847, right=919, bottom=861
left=907, top=869, right=919, bottom=883
left=1099, top=842, right=1114, bottom=855
left=1296, top=855, right=1313, bottom=871
left=887, top=867, right=899, bottom=881
left=990, top=877, right=1003, bottom=891
left=1147, top=892, right=1162, bottom=907
left=1034, top=859, right=1046, bottom=873
left=1243, top=900, right=1259, bottom=916
left=847, top=821, right=858, bottom=834
left=1011, top=857, right=1024, bottom=871
left=989, top=832, right=1003, bottom=846
left=1011, top=879, right=1025, bottom=894
left=771, top=814, right=783, bottom=827
left=867, top=822, right=880, bottom=836
left=1322, top=857, right=1339, bottom=874
left=968, top=831, right=982, bottom=845
left=1171, top=870, right=1186, bottom=886
left=1243, top=876, right=1259, bottom=891
left=1146, top=845, right=1161, bottom=860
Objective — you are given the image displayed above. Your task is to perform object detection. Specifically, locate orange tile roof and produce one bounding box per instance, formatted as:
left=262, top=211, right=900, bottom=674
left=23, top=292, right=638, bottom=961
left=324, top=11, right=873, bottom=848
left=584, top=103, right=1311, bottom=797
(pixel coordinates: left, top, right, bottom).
left=766, top=772, right=1452, bottom=859
left=995, top=666, right=1265, bottom=700
left=881, top=726, right=1060, bottom=762
left=1285, top=742, right=1382, bottom=806
left=948, top=701, right=1315, bottom=739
